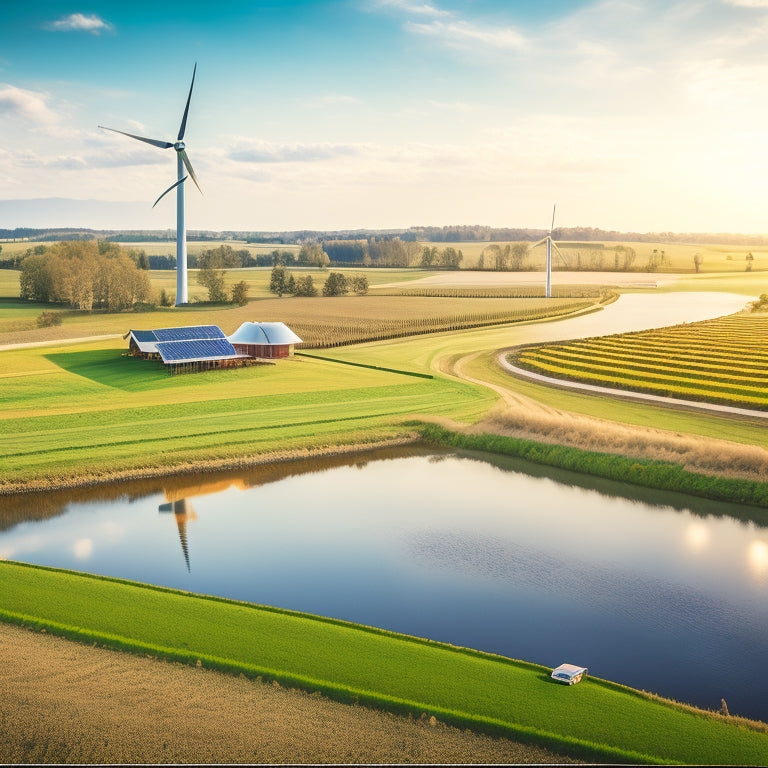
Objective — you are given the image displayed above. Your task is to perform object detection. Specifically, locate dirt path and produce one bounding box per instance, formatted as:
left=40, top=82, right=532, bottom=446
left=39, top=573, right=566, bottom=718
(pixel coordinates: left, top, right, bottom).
left=1, top=623, right=572, bottom=765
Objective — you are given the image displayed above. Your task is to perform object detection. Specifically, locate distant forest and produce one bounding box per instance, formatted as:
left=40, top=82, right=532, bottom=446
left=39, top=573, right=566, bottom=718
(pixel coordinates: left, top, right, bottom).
left=3, top=224, right=768, bottom=246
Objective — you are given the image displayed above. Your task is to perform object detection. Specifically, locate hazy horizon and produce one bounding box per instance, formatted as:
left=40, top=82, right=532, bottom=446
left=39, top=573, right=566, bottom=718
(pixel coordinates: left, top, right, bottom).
left=3, top=2, right=768, bottom=233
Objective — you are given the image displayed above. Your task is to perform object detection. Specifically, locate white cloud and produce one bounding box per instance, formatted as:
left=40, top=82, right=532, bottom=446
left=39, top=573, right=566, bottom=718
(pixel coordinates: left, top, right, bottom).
left=0, top=84, right=58, bottom=124
left=228, top=138, right=358, bottom=163
left=375, top=0, right=450, bottom=17
left=47, top=13, right=113, bottom=34
left=406, top=19, right=527, bottom=49
left=724, top=0, right=768, bottom=7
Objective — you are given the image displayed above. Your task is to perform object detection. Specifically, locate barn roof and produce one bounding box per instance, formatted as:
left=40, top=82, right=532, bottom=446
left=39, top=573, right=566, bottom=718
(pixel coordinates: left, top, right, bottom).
left=131, top=325, right=239, bottom=363
left=154, top=325, right=224, bottom=342
left=156, top=338, right=239, bottom=365
left=229, top=321, right=302, bottom=346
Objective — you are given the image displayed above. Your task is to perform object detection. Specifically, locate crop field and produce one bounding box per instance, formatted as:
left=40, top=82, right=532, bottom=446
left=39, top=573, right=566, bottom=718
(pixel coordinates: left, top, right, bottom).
left=3, top=560, right=767, bottom=765
left=290, top=297, right=598, bottom=348
left=450, top=240, right=768, bottom=273
left=0, top=291, right=598, bottom=348
left=511, top=313, right=768, bottom=410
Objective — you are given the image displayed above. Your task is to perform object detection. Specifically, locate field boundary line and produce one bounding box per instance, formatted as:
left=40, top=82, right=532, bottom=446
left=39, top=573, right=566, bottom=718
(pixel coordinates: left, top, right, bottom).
left=499, top=349, right=768, bottom=420
left=296, top=352, right=434, bottom=379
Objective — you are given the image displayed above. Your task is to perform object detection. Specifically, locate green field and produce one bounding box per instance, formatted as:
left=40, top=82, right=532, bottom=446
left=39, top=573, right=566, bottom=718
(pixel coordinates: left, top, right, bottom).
left=3, top=560, right=766, bottom=765
left=0, top=337, right=496, bottom=491
left=511, top=313, right=768, bottom=410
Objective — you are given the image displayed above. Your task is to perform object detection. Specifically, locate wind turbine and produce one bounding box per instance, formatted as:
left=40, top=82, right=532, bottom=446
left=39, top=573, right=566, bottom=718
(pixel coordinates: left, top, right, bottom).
left=532, top=204, right=568, bottom=298
left=99, top=64, right=201, bottom=306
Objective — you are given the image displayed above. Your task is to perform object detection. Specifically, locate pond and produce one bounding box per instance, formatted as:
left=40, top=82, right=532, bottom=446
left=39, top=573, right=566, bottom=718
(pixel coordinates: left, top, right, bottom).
left=2, top=447, right=767, bottom=722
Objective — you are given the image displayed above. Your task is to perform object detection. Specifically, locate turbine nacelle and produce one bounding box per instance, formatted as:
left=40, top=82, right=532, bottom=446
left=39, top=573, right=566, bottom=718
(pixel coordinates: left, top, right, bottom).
left=174, top=141, right=186, bottom=152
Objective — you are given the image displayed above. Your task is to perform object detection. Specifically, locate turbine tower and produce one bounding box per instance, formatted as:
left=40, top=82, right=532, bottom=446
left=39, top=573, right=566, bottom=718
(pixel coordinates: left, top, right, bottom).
left=532, top=204, right=568, bottom=298
left=99, top=64, right=201, bottom=306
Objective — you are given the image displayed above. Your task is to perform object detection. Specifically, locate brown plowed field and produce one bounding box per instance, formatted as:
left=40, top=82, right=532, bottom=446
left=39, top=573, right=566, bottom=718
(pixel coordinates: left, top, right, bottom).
left=1, top=623, right=573, bottom=765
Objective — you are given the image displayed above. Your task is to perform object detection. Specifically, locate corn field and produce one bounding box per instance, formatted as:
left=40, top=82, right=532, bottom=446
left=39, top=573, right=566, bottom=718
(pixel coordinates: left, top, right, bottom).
left=294, top=298, right=595, bottom=348
left=512, top=313, right=768, bottom=410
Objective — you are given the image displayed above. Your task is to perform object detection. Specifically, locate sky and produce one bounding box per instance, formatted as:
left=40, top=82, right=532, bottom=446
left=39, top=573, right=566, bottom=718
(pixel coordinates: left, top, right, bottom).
left=2, top=0, right=768, bottom=233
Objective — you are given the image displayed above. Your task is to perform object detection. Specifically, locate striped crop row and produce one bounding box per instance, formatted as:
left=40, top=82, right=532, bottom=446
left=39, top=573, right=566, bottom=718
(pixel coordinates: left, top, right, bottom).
left=385, top=286, right=616, bottom=300
left=510, top=313, right=768, bottom=410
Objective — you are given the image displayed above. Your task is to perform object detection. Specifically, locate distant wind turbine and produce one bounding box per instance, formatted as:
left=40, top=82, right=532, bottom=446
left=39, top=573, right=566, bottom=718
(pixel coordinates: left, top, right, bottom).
left=99, top=64, right=201, bottom=306
left=532, top=204, right=568, bottom=298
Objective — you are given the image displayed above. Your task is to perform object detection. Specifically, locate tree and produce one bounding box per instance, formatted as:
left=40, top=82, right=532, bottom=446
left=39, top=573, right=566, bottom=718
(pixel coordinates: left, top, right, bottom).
left=420, top=246, right=439, bottom=267
left=196, top=267, right=227, bottom=302
left=293, top=275, right=317, bottom=297
left=693, top=253, right=703, bottom=273
left=231, top=281, right=249, bottom=306
left=509, top=243, right=528, bottom=270
left=322, top=271, right=348, bottom=296
left=349, top=274, right=369, bottom=295
left=269, top=265, right=288, bottom=297
left=19, top=254, right=54, bottom=302
left=746, top=252, right=754, bottom=272
left=197, top=245, right=240, bottom=302
left=299, top=243, right=330, bottom=268
left=439, top=247, right=463, bottom=269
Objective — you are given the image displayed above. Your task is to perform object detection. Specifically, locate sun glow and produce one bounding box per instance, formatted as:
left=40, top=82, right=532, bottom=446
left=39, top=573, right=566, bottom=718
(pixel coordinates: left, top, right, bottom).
left=747, top=540, right=768, bottom=578
left=684, top=522, right=710, bottom=553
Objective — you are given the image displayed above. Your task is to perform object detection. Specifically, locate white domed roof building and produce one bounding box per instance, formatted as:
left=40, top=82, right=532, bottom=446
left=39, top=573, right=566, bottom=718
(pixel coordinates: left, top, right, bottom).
left=228, top=321, right=302, bottom=359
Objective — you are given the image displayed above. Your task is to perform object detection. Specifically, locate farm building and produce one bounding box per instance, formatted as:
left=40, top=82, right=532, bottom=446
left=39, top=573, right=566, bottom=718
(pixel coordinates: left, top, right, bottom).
left=127, top=322, right=302, bottom=374
left=228, top=321, right=302, bottom=358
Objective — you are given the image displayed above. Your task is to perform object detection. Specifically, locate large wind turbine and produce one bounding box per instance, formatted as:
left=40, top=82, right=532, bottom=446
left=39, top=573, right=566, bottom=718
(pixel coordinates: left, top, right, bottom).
left=532, top=204, right=568, bottom=298
left=99, top=64, right=201, bottom=306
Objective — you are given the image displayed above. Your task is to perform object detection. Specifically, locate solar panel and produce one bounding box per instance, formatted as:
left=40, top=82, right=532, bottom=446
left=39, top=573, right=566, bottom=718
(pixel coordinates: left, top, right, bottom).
left=157, top=338, right=238, bottom=363
left=131, top=330, right=158, bottom=342
left=154, top=325, right=225, bottom=342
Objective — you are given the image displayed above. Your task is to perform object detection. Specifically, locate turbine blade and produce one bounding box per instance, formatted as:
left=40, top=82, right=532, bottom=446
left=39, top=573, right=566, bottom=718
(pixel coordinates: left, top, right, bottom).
left=552, top=240, right=569, bottom=267
left=177, top=63, right=197, bottom=141
left=98, top=125, right=173, bottom=149
left=179, top=150, right=202, bottom=194
left=152, top=176, right=187, bottom=208
left=550, top=203, right=556, bottom=234
left=531, top=237, right=548, bottom=248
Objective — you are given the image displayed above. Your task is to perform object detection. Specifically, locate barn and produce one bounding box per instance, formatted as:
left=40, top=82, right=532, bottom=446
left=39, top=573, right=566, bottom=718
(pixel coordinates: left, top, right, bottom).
left=127, top=322, right=302, bottom=373
left=228, top=321, right=302, bottom=359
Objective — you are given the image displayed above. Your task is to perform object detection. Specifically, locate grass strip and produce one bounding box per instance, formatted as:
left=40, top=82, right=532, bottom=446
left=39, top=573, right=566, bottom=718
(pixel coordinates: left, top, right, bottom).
left=416, top=423, right=768, bottom=510
left=3, top=560, right=767, bottom=764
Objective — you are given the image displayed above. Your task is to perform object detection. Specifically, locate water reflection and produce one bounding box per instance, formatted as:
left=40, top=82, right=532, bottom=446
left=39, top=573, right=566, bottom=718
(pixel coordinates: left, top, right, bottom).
left=1, top=447, right=767, bottom=722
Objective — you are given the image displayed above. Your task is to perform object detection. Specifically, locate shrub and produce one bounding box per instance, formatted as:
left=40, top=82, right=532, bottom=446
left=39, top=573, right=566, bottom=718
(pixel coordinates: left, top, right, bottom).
left=36, top=311, right=62, bottom=328
left=322, top=272, right=348, bottom=297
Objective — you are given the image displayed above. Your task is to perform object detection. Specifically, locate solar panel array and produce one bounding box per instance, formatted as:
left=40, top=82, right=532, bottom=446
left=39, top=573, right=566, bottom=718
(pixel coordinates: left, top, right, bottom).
left=154, top=325, right=224, bottom=342
left=156, top=338, right=238, bottom=364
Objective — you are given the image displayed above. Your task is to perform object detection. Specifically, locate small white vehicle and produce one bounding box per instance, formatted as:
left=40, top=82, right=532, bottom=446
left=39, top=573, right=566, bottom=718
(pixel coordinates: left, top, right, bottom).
left=551, top=663, right=588, bottom=685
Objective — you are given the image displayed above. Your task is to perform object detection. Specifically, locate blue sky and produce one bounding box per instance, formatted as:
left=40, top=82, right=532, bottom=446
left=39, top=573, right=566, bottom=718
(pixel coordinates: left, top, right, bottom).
left=2, top=0, right=768, bottom=232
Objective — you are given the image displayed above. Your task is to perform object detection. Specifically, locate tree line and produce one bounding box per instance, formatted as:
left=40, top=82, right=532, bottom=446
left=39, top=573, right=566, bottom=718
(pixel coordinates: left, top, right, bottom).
left=19, top=241, right=152, bottom=311
left=268, top=266, right=368, bottom=298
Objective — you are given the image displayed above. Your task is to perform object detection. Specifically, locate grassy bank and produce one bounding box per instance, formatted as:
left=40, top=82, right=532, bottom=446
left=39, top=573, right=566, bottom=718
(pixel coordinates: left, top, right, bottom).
left=2, top=560, right=767, bottom=765
left=417, top=424, right=768, bottom=510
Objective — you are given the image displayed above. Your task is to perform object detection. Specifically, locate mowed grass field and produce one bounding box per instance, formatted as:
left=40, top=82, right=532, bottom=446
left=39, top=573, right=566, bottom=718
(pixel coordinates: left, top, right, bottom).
left=511, top=313, right=768, bottom=410
left=3, top=560, right=767, bottom=766
left=0, top=335, right=497, bottom=491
